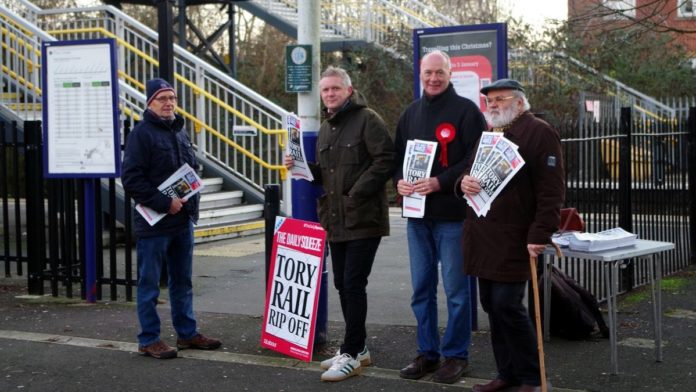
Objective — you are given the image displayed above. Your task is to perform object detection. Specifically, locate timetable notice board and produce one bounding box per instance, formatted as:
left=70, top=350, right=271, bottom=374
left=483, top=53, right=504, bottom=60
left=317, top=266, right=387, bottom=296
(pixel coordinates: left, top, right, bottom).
left=42, top=39, right=121, bottom=178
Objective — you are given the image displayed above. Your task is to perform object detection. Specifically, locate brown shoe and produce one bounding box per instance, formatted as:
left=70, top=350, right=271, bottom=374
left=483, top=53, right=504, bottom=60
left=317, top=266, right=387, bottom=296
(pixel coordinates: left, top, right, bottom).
left=176, top=333, right=222, bottom=350
left=472, top=378, right=515, bottom=392
left=399, top=354, right=440, bottom=380
left=432, top=357, right=468, bottom=384
left=138, top=340, right=177, bottom=359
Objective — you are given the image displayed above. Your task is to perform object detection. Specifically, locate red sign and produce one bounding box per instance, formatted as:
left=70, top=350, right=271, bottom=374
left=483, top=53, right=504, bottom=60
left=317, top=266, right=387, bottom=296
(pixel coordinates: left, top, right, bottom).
left=261, top=217, right=326, bottom=362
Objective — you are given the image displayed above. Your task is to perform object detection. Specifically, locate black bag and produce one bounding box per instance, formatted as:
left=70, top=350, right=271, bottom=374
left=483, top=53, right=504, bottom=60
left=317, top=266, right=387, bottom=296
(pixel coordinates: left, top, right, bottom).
left=538, top=265, right=610, bottom=340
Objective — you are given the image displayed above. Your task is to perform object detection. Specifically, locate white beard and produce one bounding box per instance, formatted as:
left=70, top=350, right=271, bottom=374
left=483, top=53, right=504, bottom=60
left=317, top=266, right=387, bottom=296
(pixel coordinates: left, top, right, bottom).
left=486, top=105, right=520, bottom=128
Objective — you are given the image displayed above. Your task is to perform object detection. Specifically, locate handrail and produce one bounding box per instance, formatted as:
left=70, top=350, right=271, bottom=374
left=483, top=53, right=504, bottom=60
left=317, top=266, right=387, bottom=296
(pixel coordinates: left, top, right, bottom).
left=30, top=3, right=289, bottom=118
left=2, top=1, right=292, bottom=209
left=39, top=26, right=287, bottom=173
left=554, top=52, right=676, bottom=119
left=47, top=27, right=286, bottom=138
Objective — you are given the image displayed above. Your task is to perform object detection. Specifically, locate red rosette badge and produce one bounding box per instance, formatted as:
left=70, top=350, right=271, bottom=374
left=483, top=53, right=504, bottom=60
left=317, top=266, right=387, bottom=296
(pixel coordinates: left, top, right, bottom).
left=435, top=122, right=456, bottom=167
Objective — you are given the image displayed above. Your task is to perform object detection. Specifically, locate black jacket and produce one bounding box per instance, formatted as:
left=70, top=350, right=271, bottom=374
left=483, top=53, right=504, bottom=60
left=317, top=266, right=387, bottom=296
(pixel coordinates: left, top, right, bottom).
left=394, top=83, right=486, bottom=220
left=121, top=109, right=200, bottom=237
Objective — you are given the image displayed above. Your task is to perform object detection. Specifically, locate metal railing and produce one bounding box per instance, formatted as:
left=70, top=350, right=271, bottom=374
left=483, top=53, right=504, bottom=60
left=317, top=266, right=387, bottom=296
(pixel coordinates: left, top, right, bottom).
left=509, top=50, right=677, bottom=123
left=1, top=0, right=291, bottom=213
left=556, top=107, right=693, bottom=301
left=250, top=0, right=456, bottom=53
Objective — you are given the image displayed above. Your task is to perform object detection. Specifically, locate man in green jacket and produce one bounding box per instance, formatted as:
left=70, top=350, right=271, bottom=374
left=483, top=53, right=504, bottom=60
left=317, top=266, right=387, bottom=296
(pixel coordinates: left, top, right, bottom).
left=284, top=66, right=395, bottom=382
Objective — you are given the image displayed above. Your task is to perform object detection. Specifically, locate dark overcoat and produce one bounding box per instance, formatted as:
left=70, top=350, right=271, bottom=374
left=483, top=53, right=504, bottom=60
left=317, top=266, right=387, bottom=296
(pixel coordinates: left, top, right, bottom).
left=311, top=91, right=395, bottom=242
left=460, top=111, right=565, bottom=282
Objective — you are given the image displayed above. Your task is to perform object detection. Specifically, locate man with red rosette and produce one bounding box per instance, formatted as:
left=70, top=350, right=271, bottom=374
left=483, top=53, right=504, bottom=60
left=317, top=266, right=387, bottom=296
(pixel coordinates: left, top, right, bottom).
left=394, top=50, right=486, bottom=384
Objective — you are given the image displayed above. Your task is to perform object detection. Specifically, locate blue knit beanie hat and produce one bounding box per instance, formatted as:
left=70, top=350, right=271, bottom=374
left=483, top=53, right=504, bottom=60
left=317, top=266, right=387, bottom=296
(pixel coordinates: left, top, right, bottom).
left=146, top=78, right=175, bottom=106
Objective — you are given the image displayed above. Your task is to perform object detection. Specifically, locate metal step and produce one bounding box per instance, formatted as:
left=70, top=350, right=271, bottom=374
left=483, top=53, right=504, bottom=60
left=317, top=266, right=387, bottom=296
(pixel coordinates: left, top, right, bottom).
left=194, top=203, right=265, bottom=243
left=197, top=204, right=264, bottom=227
left=193, top=219, right=265, bottom=243
left=201, top=177, right=223, bottom=193
left=199, top=190, right=243, bottom=210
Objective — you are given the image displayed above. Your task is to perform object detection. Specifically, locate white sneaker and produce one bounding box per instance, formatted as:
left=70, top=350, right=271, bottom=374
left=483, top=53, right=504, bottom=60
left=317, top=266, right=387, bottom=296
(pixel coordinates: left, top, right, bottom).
left=320, top=353, right=362, bottom=382
left=319, top=346, right=371, bottom=370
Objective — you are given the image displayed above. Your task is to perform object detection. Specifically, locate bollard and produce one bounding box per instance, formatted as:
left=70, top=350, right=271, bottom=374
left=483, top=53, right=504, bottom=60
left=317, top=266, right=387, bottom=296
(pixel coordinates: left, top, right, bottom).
left=264, top=184, right=281, bottom=290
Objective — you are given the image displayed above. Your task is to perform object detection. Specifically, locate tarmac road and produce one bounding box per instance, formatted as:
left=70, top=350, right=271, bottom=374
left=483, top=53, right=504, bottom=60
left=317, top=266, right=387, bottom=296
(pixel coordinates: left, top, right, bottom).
left=1, top=209, right=695, bottom=391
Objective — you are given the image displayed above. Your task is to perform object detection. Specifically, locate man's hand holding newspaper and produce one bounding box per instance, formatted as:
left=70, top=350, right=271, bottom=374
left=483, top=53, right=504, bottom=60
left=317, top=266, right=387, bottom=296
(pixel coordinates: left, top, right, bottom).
left=461, top=132, right=525, bottom=217
left=400, top=139, right=438, bottom=218
left=135, top=163, right=204, bottom=226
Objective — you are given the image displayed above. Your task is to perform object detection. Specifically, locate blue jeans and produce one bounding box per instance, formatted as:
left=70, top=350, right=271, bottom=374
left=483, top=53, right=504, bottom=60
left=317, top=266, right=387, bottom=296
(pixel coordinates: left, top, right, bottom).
left=479, top=278, right=540, bottom=386
left=136, top=223, right=197, bottom=346
left=407, top=218, right=472, bottom=360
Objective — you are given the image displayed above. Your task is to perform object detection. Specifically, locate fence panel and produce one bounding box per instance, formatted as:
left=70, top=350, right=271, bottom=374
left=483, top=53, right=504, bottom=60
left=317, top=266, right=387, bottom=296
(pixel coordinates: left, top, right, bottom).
left=556, top=108, right=693, bottom=301
left=2, top=110, right=695, bottom=302
left=1, top=120, right=136, bottom=300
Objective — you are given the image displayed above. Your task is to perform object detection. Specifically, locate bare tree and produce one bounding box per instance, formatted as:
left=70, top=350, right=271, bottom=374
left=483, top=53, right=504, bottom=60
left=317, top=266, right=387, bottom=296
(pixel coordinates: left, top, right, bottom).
left=569, top=0, right=696, bottom=35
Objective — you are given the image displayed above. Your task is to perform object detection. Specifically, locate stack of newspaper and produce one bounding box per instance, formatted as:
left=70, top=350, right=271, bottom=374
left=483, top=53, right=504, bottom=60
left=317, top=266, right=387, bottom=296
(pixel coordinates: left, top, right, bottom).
left=401, top=139, right=438, bottom=218
left=465, top=132, right=525, bottom=217
left=568, top=227, right=638, bottom=252
left=135, top=163, right=204, bottom=226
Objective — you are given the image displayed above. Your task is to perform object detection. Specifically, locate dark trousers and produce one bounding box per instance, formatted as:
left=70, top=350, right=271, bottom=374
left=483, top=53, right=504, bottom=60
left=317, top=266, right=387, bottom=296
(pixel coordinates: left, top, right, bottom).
left=329, top=237, right=381, bottom=358
left=479, top=278, right=541, bottom=386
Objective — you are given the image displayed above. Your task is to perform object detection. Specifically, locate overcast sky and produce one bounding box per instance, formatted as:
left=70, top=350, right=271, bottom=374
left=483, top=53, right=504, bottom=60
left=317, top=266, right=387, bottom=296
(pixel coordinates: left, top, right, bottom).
left=502, top=0, right=568, bottom=27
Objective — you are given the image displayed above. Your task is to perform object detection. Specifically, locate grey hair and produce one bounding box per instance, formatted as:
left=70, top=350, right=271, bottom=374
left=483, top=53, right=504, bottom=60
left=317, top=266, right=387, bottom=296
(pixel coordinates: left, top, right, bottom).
left=321, top=66, right=352, bottom=88
left=512, top=90, right=531, bottom=111
left=422, top=50, right=451, bottom=71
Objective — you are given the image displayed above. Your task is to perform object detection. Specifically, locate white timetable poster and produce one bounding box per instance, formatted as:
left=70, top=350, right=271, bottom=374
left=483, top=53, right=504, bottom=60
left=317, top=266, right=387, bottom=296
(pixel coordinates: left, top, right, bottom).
left=42, top=39, right=121, bottom=178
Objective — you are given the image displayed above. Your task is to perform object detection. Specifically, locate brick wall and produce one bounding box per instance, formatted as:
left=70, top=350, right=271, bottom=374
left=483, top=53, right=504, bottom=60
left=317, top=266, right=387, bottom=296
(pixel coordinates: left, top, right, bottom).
left=567, top=0, right=696, bottom=56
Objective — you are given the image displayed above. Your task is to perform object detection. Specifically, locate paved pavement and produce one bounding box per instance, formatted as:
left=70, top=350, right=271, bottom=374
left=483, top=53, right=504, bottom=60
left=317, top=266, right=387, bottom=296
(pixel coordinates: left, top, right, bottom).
left=1, top=209, right=695, bottom=391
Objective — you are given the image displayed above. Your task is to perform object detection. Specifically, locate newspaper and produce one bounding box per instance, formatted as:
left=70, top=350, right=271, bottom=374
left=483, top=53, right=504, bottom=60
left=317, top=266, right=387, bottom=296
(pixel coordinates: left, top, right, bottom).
left=135, top=163, right=205, bottom=226
left=469, top=132, right=502, bottom=178
left=402, top=139, right=438, bottom=218
left=465, top=133, right=525, bottom=217
left=285, top=113, right=313, bottom=181
left=568, top=227, right=638, bottom=252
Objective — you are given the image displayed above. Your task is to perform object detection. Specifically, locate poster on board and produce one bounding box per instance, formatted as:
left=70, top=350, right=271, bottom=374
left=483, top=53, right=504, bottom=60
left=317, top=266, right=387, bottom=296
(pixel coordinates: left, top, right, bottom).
left=413, top=23, right=507, bottom=112
left=261, top=216, right=326, bottom=362
left=41, top=38, right=121, bottom=178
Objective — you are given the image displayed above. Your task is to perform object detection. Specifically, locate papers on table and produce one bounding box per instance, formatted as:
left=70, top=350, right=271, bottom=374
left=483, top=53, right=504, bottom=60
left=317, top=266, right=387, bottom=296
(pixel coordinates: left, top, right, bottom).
left=402, top=139, right=437, bottom=218
left=135, top=163, right=204, bottom=226
left=551, top=231, right=578, bottom=248
left=465, top=132, right=525, bottom=217
left=568, top=227, right=638, bottom=252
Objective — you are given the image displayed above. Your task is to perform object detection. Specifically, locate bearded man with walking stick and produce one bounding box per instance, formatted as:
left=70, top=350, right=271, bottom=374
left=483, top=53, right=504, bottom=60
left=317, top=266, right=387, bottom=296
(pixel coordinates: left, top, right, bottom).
left=457, top=79, right=565, bottom=392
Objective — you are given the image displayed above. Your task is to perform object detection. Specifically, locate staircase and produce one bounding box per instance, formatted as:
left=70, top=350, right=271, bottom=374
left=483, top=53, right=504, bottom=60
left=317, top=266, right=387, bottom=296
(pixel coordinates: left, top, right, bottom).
left=1, top=0, right=678, bottom=246
left=508, top=50, right=676, bottom=122
left=196, top=179, right=264, bottom=242
left=237, top=0, right=457, bottom=53
left=240, top=0, right=674, bottom=122
left=0, top=0, right=289, bottom=242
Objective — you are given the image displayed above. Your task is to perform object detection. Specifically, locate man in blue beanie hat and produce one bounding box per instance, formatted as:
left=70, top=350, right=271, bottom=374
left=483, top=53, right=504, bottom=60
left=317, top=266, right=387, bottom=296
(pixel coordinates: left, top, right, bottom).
left=122, top=78, right=221, bottom=359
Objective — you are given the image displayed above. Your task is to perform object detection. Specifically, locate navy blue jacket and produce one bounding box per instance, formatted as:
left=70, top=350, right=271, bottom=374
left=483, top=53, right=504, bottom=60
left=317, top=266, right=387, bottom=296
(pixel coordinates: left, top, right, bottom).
left=121, top=109, right=200, bottom=238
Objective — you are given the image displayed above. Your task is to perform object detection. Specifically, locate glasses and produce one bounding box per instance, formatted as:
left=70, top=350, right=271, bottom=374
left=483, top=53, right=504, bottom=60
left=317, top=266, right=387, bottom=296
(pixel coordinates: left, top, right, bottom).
left=484, top=95, right=515, bottom=105
left=154, top=95, right=177, bottom=103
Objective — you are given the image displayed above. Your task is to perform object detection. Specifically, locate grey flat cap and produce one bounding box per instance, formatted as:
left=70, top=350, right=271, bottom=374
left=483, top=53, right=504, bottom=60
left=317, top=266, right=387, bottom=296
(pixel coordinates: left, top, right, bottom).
left=480, top=78, right=525, bottom=95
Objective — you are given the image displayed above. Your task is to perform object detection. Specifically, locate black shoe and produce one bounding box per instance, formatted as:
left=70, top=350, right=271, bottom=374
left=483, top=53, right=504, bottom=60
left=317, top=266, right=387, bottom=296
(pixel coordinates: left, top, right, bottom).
left=432, top=357, right=468, bottom=384
left=399, top=354, right=440, bottom=380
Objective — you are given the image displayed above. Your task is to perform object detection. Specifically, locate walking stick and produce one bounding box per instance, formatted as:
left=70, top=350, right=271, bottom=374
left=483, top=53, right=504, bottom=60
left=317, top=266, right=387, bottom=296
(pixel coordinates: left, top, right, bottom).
left=529, top=243, right=562, bottom=392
